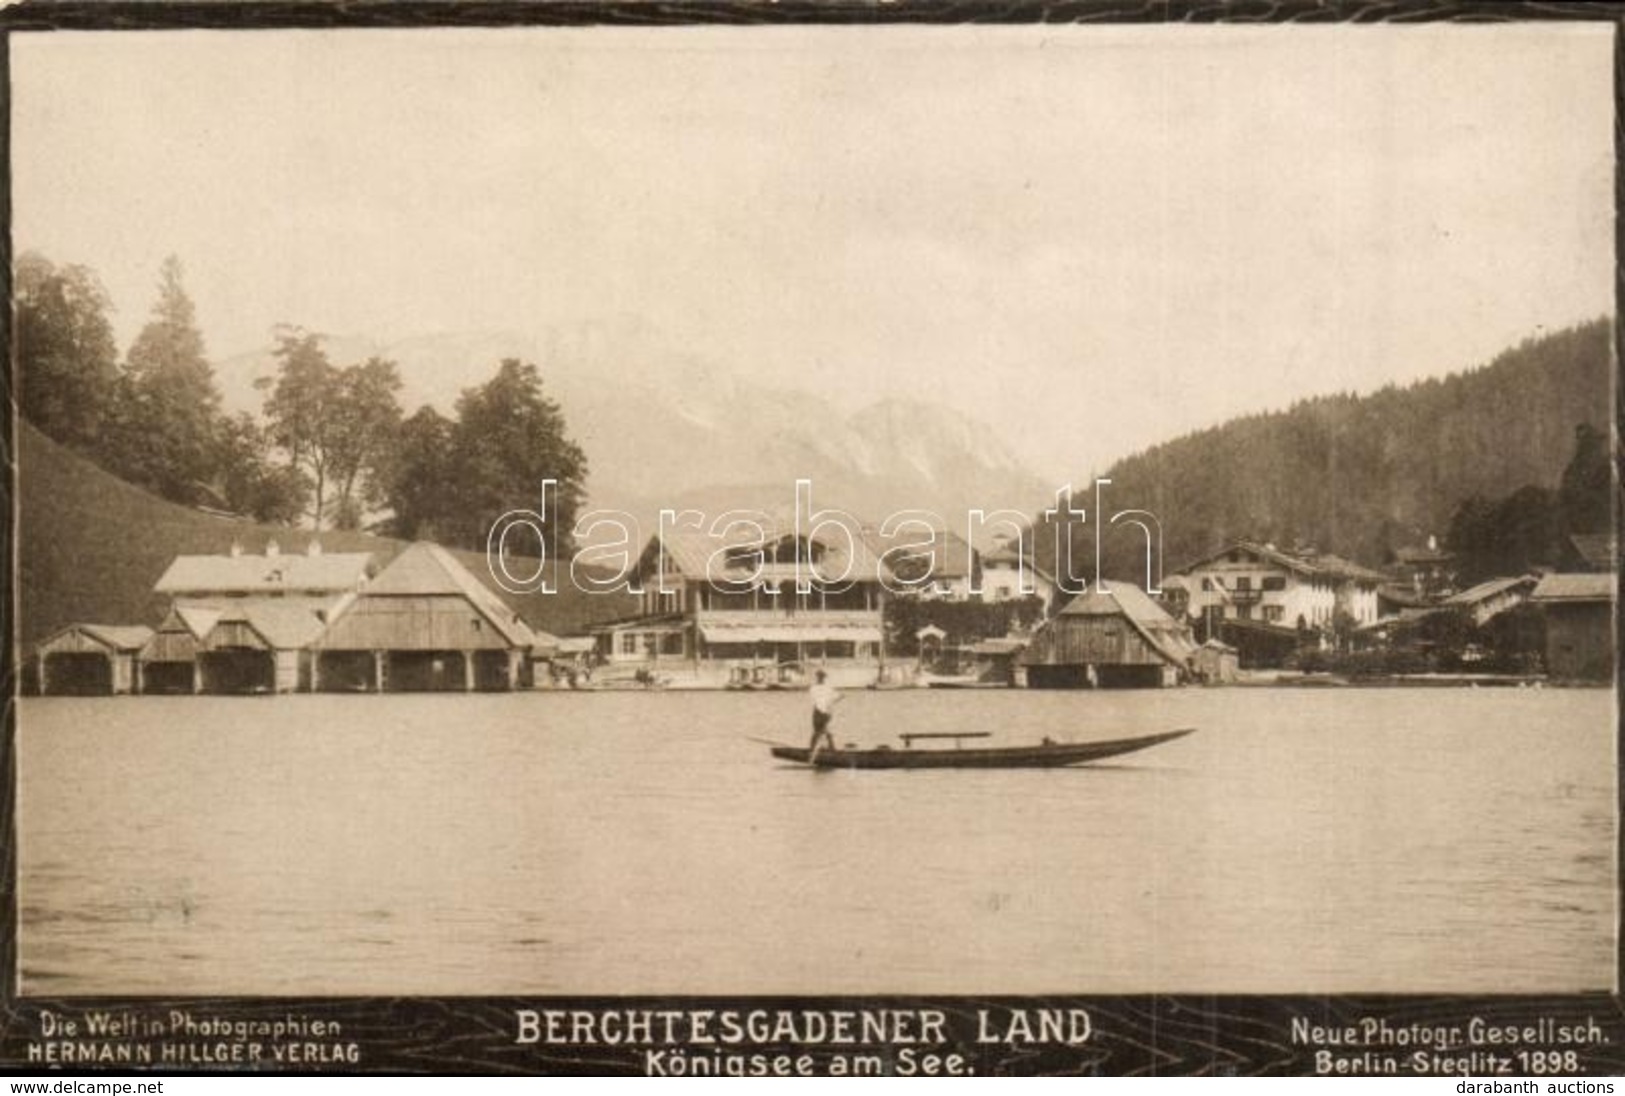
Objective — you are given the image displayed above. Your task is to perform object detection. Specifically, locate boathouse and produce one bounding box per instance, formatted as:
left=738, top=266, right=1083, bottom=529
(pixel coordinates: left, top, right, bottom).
left=35, top=624, right=153, bottom=695
left=1531, top=573, right=1614, bottom=681
left=313, top=542, right=539, bottom=691
left=147, top=540, right=374, bottom=694
left=1020, top=582, right=1197, bottom=688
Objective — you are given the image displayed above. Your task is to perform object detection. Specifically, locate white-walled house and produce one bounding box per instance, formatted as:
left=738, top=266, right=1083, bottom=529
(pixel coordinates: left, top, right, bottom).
left=977, top=539, right=1056, bottom=608
left=1172, top=541, right=1386, bottom=635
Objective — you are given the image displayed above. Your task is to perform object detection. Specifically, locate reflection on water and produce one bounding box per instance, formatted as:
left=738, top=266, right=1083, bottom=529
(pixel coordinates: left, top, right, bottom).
left=16, top=688, right=1615, bottom=995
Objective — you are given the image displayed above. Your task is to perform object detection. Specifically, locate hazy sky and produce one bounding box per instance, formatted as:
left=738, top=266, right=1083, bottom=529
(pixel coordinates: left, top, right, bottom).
left=12, top=25, right=1614, bottom=481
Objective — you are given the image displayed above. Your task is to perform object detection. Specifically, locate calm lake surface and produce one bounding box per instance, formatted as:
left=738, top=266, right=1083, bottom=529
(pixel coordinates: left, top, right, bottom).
left=16, top=687, right=1616, bottom=996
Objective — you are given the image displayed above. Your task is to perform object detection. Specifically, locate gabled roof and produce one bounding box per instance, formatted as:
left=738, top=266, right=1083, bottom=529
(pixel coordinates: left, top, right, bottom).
left=860, top=527, right=976, bottom=581
left=361, top=542, right=539, bottom=647
left=174, top=605, right=223, bottom=639
left=1176, top=540, right=1386, bottom=584
left=232, top=603, right=331, bottom=650
left=1568, top=533, right=1618, bottom=569
left=75, top=624, right=156, bottom=651
left=1056, top=583, right=1198, bottom=666
left=1309, top=554, right=1389, bottom=585
left=1177, top=540, right=1320, bottom=577
left=1445, top=575, right=1537, bottom=608
left=36, top=623, right=155, bottom=654
left=1531, top=573, right=1615, bottom=603
left=648, top=511, right=885, bottom=587
left=155, top=549, right=373, bottom=595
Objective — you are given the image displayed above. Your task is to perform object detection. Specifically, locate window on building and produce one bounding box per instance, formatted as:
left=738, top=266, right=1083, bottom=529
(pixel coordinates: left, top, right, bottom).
left=1263, top=606, right=1283, bottom=623
left=619, top=633, right=638, bottom=655
left=1235, top=576, right=1252, bottom=591
left=1262, top=576, right=1286, bottom=592
left=1200, top=578, right=1213, bottom=591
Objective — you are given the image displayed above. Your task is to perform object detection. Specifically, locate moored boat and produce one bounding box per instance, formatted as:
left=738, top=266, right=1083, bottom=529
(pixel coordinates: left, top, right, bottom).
left=768, top=728, right=1194, bottom=770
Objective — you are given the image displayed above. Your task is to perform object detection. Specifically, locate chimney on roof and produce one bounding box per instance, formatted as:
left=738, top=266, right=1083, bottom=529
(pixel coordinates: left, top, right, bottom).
left=229, top=541, right=243, bottom=558
left=308, top=539, right=322, bottom=557
left=266, top=539, right=280, bottom=558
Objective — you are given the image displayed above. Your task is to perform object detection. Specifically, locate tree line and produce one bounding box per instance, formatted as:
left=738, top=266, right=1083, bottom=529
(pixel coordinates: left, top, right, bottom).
left=15, top=251, right=586, bottom=555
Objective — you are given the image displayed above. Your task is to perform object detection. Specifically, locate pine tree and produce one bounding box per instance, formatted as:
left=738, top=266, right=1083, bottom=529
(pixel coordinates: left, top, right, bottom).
left=112, top=255, right=224, bottom=503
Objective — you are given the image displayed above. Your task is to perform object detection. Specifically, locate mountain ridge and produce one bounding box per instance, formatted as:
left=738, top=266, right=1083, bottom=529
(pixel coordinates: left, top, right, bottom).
left=216, top=322, right=1055, bottom=537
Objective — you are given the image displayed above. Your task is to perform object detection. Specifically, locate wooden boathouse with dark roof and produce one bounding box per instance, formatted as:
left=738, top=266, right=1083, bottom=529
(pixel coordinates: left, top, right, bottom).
left=313, top=541, right=543, bottom=691
left=1021, top=582, right=1198, bottom=688
left=35, top=624, right=154, bottom=695
left=1531, top=572, right=1615, bottom=682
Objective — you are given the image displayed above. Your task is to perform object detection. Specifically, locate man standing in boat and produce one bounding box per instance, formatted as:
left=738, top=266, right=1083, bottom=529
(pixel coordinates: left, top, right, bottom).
left=808, top=669, right=843, bottom=760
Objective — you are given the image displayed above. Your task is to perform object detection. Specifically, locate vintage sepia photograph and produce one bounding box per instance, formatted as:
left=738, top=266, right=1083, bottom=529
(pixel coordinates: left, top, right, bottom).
left=4, top=14, right=1619, bottom=1075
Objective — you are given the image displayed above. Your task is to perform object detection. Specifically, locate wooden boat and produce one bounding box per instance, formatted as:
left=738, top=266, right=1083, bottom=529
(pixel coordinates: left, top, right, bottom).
left=769, top=728, right=1194, bottom=770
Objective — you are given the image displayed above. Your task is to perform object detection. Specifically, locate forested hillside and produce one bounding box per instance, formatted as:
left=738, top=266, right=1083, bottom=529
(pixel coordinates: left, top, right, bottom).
left=1038, top=318, right=1613, bottom=578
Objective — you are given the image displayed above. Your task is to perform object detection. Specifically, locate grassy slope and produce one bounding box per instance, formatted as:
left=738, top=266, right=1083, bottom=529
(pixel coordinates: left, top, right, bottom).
left=15, top=420, right=637, bottom=651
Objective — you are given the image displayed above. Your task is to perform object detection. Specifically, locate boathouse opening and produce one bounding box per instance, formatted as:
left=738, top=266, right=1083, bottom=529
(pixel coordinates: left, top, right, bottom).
left=315, top=650, right=378, bottom=692
left=1025, top=664, right=1091, bottom=689
left=41, top=652, right=114, bottom=695
left=141, top=662, right=196, bottom=694
left=472, top=650, right=515, bottom=691
left=198, top=649, right=276, bottom=694
left=386, top=650, right=468, bottom=692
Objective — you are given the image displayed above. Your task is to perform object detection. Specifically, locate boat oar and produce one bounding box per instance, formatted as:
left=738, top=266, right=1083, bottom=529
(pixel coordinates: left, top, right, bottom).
left=746, top=735, right=796, bottom=749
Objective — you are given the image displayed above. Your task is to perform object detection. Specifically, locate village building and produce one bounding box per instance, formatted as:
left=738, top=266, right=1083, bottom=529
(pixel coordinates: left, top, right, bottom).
left=34, top=624, right=154, bottom=695
left=1442, top=575, right=1539, bottom=627
left=1189, top=637, right=1240, bottom=684
left=144, top=540, right=374, bottom=694
left=597, top=513, right=888, bottom=685
left=1020, top=582, right=1197, bottom=688
left=1389, top=535, right=1457, bottom=597
left=977, top=537, right=1057, bottom=608
left=1173, top=540, right=1386, bottom=633
left=314, top=542, right=542, bottom=692
left=1531, top=573, right=1614, bottom=682
left=861, top=528, right=978, bottom=600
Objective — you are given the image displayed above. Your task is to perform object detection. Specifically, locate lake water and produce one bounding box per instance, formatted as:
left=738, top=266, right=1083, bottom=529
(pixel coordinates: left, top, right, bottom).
left=15, top=687, right=1616, bottom=996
